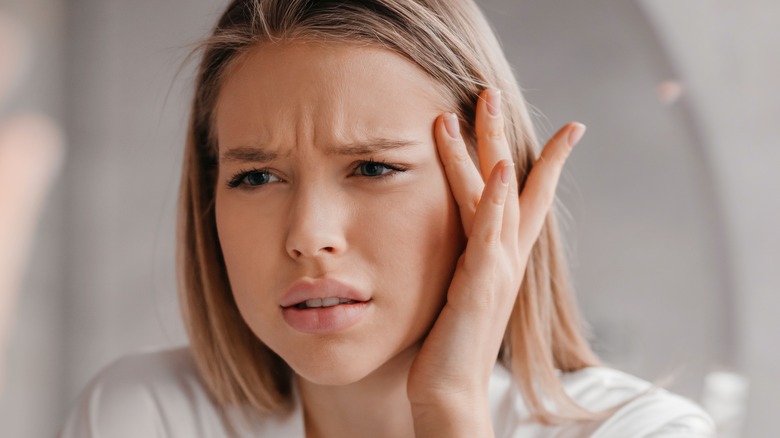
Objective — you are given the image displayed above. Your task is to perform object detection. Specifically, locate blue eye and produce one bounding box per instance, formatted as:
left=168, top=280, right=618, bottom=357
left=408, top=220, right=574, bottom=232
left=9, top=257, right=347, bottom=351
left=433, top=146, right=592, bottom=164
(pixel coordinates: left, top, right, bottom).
left=227, top=169, right=280, bottom=188
left=226, top=161, right=407, bottom=189
left=357, top=161, right=395, bottom=177
left=245, top=171, right=271, bottom=186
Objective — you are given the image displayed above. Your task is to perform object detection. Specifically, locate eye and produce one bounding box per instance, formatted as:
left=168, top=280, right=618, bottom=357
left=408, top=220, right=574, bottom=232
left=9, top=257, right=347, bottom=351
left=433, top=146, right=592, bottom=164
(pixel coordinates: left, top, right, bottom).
left=226, top=169, right=281, bottom=188
left=354, top=160, right=406, bottom=178
left=358, top=161, right=392, bottom=177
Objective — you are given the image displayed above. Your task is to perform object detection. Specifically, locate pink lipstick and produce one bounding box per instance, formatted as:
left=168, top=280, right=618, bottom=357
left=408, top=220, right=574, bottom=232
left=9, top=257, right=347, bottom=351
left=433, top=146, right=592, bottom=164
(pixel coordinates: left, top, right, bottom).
left=280, top=278, right=371, bottom=334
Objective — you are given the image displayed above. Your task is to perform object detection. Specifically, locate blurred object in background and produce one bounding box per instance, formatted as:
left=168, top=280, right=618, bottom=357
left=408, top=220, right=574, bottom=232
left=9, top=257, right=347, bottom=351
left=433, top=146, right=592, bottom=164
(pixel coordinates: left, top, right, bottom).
left=0, top=10, right=65, bottom=390
left=702, top=370, right=750, bottom=438
left=657, top=79, right=683, bottom=105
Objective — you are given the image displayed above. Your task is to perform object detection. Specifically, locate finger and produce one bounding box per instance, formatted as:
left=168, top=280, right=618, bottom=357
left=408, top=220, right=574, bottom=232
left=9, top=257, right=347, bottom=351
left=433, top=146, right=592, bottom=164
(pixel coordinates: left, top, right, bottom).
left=475, top=88, right=520, bottom=244
left=434, top=113, right=484, bottom=236
left=502, top=156, right=520, bottom=245
left=518, top=122, right=584, bottom=253
left=460, top=159, right=514, bottom=285
left=475, top=89, right=512, bottom=181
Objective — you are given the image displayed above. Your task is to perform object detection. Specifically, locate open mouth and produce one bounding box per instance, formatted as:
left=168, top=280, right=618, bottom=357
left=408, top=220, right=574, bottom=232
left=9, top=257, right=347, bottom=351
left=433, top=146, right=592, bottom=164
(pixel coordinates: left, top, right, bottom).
left=289, top=297, right=365, bottom=310
left=281, top=296, right=371, bottom=334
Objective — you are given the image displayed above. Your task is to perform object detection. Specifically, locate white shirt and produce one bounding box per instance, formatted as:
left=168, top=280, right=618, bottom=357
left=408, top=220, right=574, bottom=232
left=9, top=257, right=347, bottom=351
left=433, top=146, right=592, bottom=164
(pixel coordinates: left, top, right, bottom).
left=59, top=347, right=715, bottom=437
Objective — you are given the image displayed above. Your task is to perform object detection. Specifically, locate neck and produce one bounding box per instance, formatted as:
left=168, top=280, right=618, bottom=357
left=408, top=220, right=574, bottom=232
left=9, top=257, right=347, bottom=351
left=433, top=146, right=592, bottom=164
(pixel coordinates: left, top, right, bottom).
left=297, top=344, right=419, bottom=438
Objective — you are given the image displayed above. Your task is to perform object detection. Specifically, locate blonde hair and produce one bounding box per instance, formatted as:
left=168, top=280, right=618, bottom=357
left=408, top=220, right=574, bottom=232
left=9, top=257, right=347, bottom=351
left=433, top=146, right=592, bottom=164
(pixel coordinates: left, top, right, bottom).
left=178, top=0, right=601, bottom=425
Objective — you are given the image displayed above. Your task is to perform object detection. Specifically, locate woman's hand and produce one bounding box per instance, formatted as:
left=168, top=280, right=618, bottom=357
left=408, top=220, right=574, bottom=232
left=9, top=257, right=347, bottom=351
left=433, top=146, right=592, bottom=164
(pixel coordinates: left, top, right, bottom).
left=407, top=88, right=585, bottom=436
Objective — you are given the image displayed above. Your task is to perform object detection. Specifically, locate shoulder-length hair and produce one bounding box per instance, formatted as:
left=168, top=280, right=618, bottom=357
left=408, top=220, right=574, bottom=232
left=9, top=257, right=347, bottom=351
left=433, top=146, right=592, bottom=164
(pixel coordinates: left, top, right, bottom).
left=178, top=0, right=601, bottom=425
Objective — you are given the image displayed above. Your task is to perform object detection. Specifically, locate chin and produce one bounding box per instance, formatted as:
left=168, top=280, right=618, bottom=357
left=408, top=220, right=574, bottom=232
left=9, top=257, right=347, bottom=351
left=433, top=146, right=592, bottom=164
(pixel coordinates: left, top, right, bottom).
left=287, top=353, right=378, bottom=386
left=280, top=337, right=421, bottom=388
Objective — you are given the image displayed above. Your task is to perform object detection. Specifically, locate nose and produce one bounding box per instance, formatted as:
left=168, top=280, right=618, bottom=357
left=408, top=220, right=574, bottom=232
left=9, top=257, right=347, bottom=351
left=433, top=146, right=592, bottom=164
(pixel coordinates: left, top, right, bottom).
left=284, top=185, right=348, bottom=260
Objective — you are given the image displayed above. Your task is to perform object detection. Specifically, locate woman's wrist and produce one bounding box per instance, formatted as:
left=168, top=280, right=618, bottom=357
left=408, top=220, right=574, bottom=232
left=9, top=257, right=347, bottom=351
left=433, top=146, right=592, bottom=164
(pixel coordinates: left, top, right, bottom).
left=410, top=395, right=494, bottom=437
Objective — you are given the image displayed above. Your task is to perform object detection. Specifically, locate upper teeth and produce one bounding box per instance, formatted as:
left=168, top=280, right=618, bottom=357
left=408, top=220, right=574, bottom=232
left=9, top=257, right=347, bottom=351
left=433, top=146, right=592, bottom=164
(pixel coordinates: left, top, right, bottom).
left=299, top=297, right=357, bottom=308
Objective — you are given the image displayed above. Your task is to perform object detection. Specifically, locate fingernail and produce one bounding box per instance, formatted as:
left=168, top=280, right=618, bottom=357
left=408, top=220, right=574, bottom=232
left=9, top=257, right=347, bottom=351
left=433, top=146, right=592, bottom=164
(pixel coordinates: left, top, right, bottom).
left=568, top=122, right=586, bottom=147
left=444, top=113, right=461, bottom=139
left=500, top=161, right=514, bottom=185
left=486, top=89, right=501, bottom=116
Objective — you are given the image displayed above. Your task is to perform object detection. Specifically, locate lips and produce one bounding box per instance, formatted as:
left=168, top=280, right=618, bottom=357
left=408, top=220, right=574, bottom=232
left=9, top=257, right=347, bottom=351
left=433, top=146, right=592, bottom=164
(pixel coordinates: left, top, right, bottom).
left=280, top=278, right=372, bottom=334
left=280, top=277, right=370, bottom=308
left=291, top=297, right=361, bottom=309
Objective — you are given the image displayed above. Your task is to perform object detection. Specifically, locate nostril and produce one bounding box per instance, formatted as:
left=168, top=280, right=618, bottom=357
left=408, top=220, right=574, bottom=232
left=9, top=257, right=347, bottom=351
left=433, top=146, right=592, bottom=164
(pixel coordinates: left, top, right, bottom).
left=289, top=246, right=336, bottom=258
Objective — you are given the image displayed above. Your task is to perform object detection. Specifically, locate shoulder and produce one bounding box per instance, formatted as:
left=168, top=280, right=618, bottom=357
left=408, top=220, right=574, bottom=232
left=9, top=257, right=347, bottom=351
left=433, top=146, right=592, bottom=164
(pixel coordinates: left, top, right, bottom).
left=489, top=365, right=716, bottom=437
left=563, top=367, right=715, bottom=436
left=78, top=347, right=203, bottom=401
left=58, top=347, right=254, bottom=438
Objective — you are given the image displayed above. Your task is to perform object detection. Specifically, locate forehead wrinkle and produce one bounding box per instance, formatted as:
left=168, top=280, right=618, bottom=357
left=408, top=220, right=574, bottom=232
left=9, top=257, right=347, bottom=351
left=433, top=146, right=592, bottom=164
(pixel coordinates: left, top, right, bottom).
left=219, top=137, right=421, bottom=164
left=322, top=138, right=421, bottom=156
left=219, top=144, right=290, bottom=164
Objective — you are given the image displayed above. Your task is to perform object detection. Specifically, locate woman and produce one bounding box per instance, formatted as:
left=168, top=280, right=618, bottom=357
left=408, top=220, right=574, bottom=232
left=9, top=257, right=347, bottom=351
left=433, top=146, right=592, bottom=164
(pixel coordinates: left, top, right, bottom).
left=60, top=0, right=714, bottom=436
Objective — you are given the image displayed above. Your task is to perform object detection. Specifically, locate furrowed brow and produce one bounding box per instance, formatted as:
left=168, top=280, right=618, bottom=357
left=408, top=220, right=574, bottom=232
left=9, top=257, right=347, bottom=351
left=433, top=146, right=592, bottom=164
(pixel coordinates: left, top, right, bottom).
left=326, top=138, right=420, bottom=156
left=219, top=138, right=419, bottom=163
left=219, top=146, right=285, bottom=164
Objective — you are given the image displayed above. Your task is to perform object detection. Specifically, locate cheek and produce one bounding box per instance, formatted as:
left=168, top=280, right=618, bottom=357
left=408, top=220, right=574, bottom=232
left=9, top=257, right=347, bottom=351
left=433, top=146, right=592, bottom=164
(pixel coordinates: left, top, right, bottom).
left=380, top=197, right=459, bottom=265
left=215, top=196, right=282, bottom=308
left=362, top=175, right=464, bottom=310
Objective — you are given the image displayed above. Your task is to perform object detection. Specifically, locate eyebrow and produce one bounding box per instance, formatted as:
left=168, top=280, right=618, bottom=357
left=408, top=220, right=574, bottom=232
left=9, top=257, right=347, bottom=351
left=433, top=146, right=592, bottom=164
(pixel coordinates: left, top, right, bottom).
left=219, top=138, right=420, bottom=164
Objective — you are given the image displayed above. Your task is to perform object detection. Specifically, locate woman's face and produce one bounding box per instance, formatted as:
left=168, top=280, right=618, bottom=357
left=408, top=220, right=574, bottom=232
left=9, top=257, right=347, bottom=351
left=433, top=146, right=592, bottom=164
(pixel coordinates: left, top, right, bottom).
left=214, top=41, right=465, bottom=385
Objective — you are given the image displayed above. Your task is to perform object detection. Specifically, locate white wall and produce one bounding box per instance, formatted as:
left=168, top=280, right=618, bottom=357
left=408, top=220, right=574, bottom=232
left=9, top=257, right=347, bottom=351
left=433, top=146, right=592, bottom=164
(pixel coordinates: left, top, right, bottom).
left=1, top=0, right=222, bottom=436
left=639, top=1, right=780, bottom=435
left=0, top=0, right=67, bottom=436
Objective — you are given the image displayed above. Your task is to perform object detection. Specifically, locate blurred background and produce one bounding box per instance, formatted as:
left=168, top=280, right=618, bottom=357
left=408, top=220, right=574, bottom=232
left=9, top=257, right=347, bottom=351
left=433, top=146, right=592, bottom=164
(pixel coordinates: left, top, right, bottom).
left=0, top=0, right=777, bottom=436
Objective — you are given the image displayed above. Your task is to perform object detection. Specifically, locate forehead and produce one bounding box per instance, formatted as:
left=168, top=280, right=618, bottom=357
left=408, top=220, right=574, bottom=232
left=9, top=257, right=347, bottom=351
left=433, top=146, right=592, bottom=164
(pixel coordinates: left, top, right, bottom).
left=213, top=40, right=451, bottom=152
